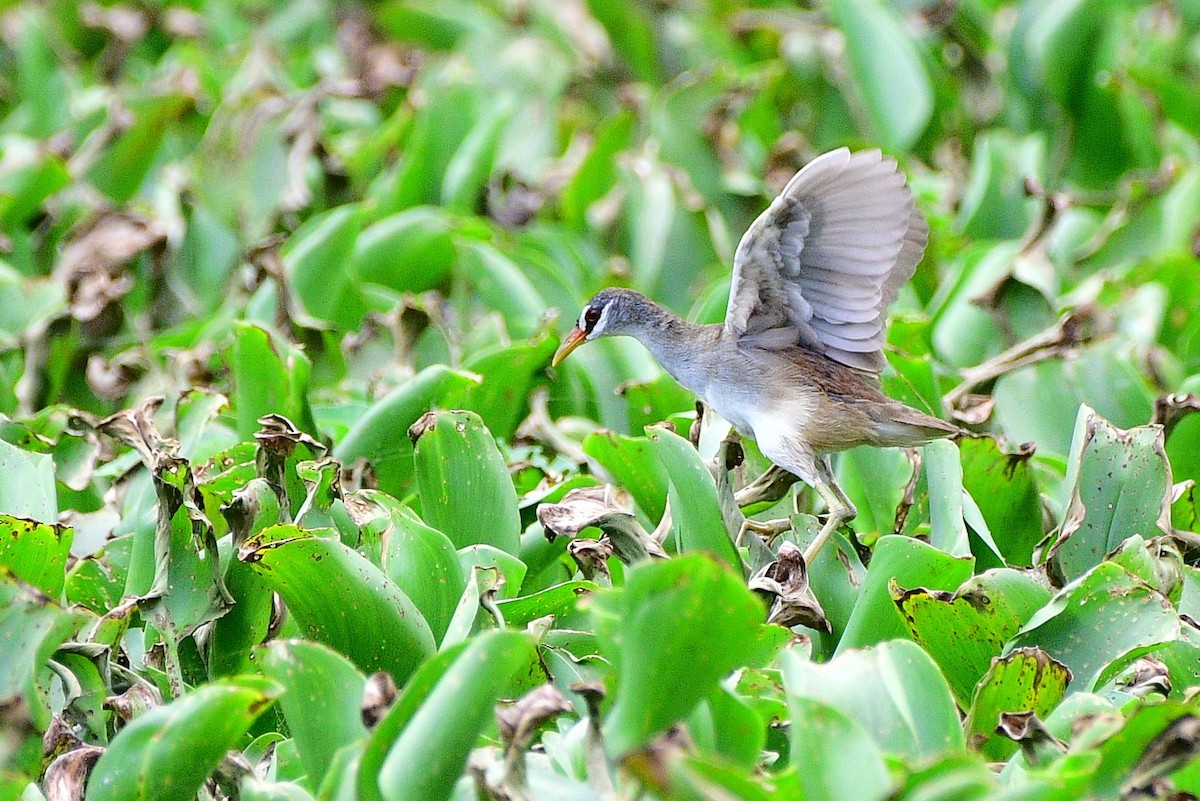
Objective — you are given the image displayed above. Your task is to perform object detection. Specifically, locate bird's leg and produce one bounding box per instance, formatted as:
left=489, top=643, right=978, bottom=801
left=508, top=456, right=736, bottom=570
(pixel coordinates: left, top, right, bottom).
left=802, top=456, right=857, bottom=564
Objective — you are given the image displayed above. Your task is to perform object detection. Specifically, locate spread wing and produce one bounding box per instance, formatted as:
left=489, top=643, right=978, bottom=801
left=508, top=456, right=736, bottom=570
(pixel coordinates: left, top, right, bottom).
left=725, top=148, right=928, bottom=374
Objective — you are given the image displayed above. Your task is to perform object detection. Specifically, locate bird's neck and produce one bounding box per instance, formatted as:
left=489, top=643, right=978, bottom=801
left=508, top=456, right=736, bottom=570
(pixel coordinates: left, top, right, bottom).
left=625, top=304, right=718, bottom=395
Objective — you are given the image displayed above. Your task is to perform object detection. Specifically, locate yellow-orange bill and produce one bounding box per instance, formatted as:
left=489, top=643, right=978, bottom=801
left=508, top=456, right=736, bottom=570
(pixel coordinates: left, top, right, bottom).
left=552, top=326, right=588, bottom=366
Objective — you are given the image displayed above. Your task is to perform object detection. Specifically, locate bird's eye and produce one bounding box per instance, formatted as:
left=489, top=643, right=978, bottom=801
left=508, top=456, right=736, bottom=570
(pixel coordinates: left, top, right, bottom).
left=582, top=305, right=602, bottom=331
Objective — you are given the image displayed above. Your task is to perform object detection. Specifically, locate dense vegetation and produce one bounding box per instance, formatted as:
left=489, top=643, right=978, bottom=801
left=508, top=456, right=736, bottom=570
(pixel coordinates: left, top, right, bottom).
left=2, top=0, right=1200, bottom=799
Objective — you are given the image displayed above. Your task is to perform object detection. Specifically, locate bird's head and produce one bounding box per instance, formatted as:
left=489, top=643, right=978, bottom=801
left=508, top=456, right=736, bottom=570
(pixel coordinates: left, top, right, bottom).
left=552, top=288, right=647, bottom=366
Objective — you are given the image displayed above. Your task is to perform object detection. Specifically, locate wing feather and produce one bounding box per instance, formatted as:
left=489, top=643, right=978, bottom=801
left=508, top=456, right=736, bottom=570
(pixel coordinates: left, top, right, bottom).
left=725, top=148, right=927, bottom=374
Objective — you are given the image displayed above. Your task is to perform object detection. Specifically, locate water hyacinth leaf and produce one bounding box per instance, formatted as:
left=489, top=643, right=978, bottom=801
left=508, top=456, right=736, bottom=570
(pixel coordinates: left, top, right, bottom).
left=460, top=336, right=557, bottom=441
left=784, top=639, right=964, bottom=761
left=456, top=242, right=546, bottom=339
left=410, top=409, right=521, bottom=555
left=836, top=444, right=911, bottom=542
left=494, top=581, right=599, bottom=629
left=0, top=514, right=72, bottom=598
left=688, top=687, right=765, bottom=771
left=229, top=323, right=315, bottom=441
left=622, top=156, right=675, bottom=295
left=86, top=677, right=279, bottom=801
left=958, top=437, right=1044, bottom=567
left=964, top=647, right=1071, bottom=761
left=893, top=568, right=1052, bottom=709
left=645, top=425, right=739, bottom=569
left=582, top=431, right=670, bottom=523
left=375, top=631, right=539, bottom=801
left=1049, top=407, right=1172, bottom=584
left=0, top=574, right=83, bottom=729
left=458, top=544, right=526, bottom=600
left=258, top=640, right=368, bottom=790
left=0, top=439, right=56, bottom=523
left=86, top=94, right=190, bottom=203
left=592, top=554, right=763, bottom=757
left=441, top=97, right=513, bottom=211
left=993, top=348, right=1154, bottom=459
left=240, top=525, right=435, bottom=683
left=333, top=366, right=478, bottom=497
left=924, top=438, right=971, bottom=558
left=241, top=779, right=318, bottom=801
left=837, top=535, right=974, bottom=654
left=282, top=205, right=367, bottom=330
left=954, top=134, right=1045, bottom=242
left=351, top=206, right=457, bottom=294
left=827, top=0, right=932, bottom=150
left=785, top=692, right=891, bottom=801
left=1079, top=700, right=1200, bottom=799
left=364, top=499, right=465, bottom=645
left=1009, top=562, right=1178, bottom=696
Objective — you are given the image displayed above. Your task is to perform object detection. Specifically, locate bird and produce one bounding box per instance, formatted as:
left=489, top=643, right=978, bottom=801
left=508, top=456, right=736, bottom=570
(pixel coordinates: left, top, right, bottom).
left=551, top=148, right=960, bottom=563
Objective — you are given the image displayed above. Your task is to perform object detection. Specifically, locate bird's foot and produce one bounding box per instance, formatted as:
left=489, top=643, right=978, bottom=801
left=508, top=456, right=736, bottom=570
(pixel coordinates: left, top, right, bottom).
left=802, top=511, right=853, bottom=565
left=736, top=517, right=792, bottom=546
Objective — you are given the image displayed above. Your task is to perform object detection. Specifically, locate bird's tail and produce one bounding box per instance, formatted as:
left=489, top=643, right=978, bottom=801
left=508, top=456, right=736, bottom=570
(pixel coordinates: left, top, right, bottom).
left=867, top=404, right=961, bottom=448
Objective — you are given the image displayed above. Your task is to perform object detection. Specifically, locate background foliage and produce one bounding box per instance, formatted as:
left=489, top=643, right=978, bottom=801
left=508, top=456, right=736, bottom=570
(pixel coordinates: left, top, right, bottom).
left=2, top=0, right=1200, bottom=799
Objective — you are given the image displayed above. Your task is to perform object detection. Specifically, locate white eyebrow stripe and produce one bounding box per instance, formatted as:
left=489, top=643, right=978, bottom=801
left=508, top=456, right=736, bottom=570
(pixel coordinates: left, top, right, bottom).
left=590, top=301, right=613, bottom=337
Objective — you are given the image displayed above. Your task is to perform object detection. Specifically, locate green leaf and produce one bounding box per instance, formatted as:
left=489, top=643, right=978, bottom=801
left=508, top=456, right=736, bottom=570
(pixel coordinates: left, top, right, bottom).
left=359, top=496, right=465, bottom=644
left=785, top=693, right=892, bottom=801
left=351, top=207, right=457, bottom=294
left=837, top=535, right=974, bottom=653
left=583, top=431, right=670, bottom=523
left=893, top=568, right=1052, bottom=709
left=455, top=242, right=546, bottom=339
left=992, top=348, right=1154, bottom=459
left=86, top=677, right=278, bottom=801
left=87, top=94, right=190, bottom=203
left=964, top=647, right=1070, bottom=761
left=593, top=554, right=763, bottom=756
left=459, top=336, right=557, bottom=441
left=827, top=0, right=933, bottom=149
left=0, top=514, right=71, bottom=598
left=644, top=426, right=739, bottom=569
left=411, top=410, right=521, bottom=555
left=0, top=439, right=56, bottom=523
left=282, top=205, right=367, bottom=329
left=783, top=639, right=965, bottom=761
left=1008, top=562, right=1179, bottom=695
left=333, top=366, right=478, bottom=498
left=258, top=640, right=368, bottom=790
left=494, top=580, right=598, bottom=630
left=924, top=438, right=970, bottom=558
left=0, top=572, right=82, bottom=729
left=240, top=525, right=435, bottom=683
left=958, top=437, right=1045, bottom=567
left=374, top=631, right=539, bottom=801
left=228, top=323, right=315, bottom=441
left=457, top=544, right=526, bottom=601
left=1049, top=406, right=1172, bottom=584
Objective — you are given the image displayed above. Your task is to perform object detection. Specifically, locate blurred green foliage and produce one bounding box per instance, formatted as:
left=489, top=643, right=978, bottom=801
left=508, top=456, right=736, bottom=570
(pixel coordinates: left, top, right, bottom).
left=2, top=0, right=1200, bottom=798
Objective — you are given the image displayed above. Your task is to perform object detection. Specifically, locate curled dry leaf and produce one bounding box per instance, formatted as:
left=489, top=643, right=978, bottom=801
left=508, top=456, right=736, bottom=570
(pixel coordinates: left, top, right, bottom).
left=495, top=683, right=572, bottom=756
left=55, top=212, right=166, bottom=323
left=996, top=711, right=1066, bottom=767
left=537, top=485, right=666, bottom=563
left=1153, top=392, right=1200, bottom=439
left=748, top=540, right=830, bottom=633
left=361, top=671, right=398, bottom=730
left=1116, top=656, right=1172, bottom=699
left=103, top=682, right=161, bottom=724
left=95, top=396, right=176, bottom=467
left=1125, top=714, right=1200, bottom=793
left=567, top=538, right=614, bottom=584
left=42, top=745, right=105, bottom=801
left=253, top=414, right=326, bottom=457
